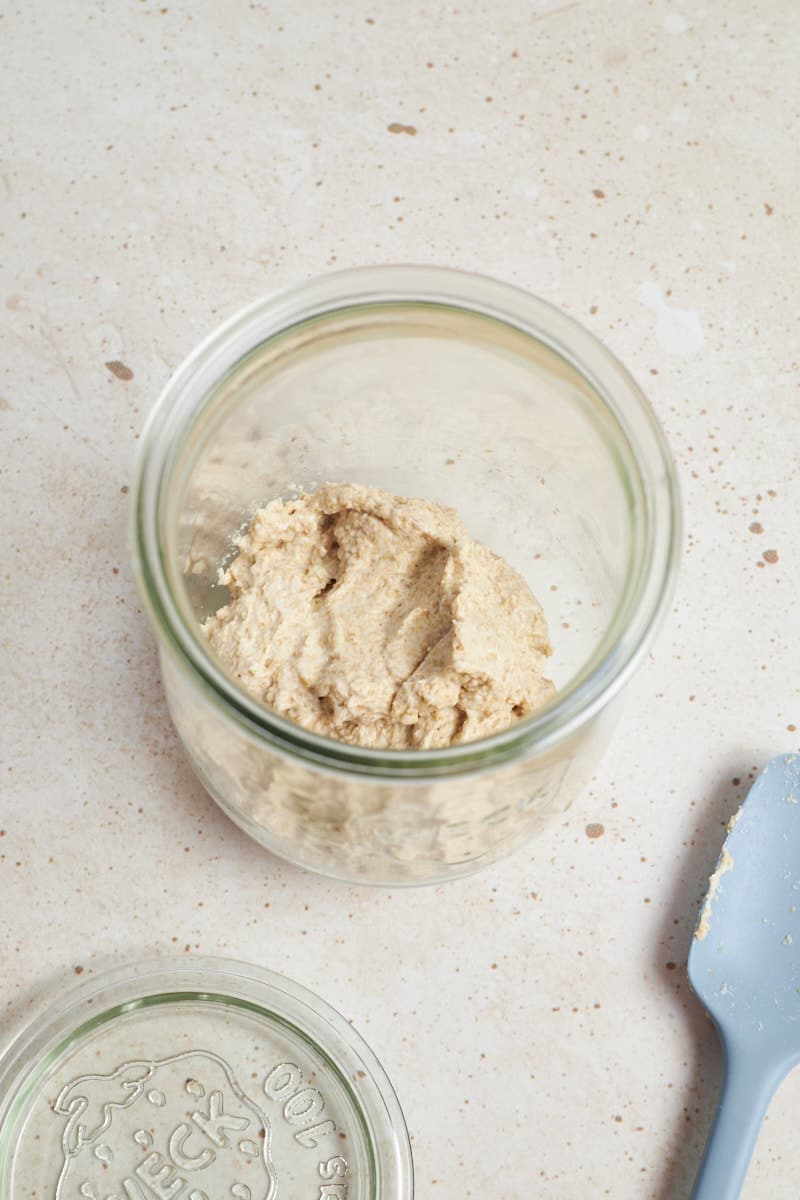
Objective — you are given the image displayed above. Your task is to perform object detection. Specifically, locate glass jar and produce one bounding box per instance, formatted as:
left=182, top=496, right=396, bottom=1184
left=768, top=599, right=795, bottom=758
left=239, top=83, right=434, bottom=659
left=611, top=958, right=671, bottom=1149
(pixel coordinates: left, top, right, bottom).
left=131, top=266, right=680, bottom=885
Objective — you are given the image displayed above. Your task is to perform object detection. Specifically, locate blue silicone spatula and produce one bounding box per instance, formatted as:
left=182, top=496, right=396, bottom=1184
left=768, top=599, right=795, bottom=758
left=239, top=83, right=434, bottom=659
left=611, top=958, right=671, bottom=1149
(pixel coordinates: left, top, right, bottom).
left=688, top=752, right=800, bottom=1199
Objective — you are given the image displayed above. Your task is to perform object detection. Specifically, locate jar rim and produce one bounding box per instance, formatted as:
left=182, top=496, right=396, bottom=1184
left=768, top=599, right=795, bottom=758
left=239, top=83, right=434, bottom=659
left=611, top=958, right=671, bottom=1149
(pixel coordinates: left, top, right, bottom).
left=131, top=264, right=681, bottom=779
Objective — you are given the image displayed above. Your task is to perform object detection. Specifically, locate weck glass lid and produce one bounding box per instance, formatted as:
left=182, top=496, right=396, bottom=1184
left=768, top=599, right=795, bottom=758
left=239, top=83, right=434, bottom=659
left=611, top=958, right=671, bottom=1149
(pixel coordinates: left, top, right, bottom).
left=0, top=957, right=412, bottom=1200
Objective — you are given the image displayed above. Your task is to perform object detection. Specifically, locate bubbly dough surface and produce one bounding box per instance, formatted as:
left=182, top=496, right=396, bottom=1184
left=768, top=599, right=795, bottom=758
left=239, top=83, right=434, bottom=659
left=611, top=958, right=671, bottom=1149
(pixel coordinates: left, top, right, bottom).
left=203, top=483, right=554, bottom=749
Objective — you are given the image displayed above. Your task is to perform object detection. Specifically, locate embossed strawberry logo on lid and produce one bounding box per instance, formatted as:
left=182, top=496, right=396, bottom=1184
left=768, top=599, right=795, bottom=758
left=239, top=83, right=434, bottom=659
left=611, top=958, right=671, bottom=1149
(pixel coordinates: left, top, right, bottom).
left=54, top=1050, right=277, bottom=1200
left=0, top=959, right=412, bottom=1200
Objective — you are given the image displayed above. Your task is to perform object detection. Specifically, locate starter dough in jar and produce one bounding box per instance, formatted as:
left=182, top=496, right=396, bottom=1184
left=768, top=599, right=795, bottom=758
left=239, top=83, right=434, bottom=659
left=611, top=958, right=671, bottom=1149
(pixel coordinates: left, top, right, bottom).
left=203, top=482, right=554, bottom=750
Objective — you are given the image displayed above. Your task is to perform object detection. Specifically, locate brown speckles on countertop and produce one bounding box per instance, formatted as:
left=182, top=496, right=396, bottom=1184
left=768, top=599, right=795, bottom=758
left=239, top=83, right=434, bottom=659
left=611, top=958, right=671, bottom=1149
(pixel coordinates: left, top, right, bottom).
left=73, top=965, right=84, bottom=975
left=106, top=360, right=134, bottom=382
left=762, top=548, right=779, bottom=564
left=749, top=521, right=763, bottom=534
left=592, top=188, right=606, bottom=198
left=387, top=122, right=417, bottom=136
left=2, top=4, right=799, bottom=1196
left=585, top=823, right=605, bottom=839
left=603, top=46, right=628, bottom=68
left=0, top=396, right=11, bottom=411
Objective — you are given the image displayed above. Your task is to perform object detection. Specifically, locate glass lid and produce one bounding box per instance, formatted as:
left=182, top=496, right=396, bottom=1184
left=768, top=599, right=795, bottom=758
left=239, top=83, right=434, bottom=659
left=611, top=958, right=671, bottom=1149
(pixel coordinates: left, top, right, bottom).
left=0, top=958, right=412, bottom=1200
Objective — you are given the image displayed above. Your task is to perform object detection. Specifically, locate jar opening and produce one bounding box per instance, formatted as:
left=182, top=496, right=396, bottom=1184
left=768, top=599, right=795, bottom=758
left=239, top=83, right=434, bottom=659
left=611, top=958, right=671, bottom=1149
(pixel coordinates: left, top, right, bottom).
left=133, top=266, right=680, bottom=780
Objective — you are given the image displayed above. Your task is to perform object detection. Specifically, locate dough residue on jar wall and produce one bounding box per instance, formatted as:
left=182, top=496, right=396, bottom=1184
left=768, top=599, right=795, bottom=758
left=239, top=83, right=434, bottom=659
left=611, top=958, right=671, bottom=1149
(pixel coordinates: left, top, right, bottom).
left=203, top=482, right=555, bottom=750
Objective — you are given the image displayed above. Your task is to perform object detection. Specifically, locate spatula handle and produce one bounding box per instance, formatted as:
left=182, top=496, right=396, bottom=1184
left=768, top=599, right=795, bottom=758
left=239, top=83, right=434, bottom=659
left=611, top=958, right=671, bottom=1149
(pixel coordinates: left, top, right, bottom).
left=691, top=1047, right=783, bottom=1200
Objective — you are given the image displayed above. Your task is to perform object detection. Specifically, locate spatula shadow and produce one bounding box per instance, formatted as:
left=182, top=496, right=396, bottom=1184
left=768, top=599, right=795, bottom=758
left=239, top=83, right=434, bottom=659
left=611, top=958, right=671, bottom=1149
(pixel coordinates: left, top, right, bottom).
left=650, top=765, right=760, bottom=1200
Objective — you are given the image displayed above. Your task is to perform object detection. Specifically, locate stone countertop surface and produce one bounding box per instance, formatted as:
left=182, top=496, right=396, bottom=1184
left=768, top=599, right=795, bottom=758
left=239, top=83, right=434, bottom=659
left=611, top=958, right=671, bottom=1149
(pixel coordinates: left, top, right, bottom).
left=2, top=1, right=799, bottom=1196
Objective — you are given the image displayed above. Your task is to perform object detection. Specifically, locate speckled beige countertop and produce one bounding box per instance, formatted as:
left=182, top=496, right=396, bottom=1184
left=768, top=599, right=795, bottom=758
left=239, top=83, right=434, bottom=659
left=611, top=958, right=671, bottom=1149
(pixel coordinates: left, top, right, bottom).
left=2, top=2, right=799, bottom=1196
